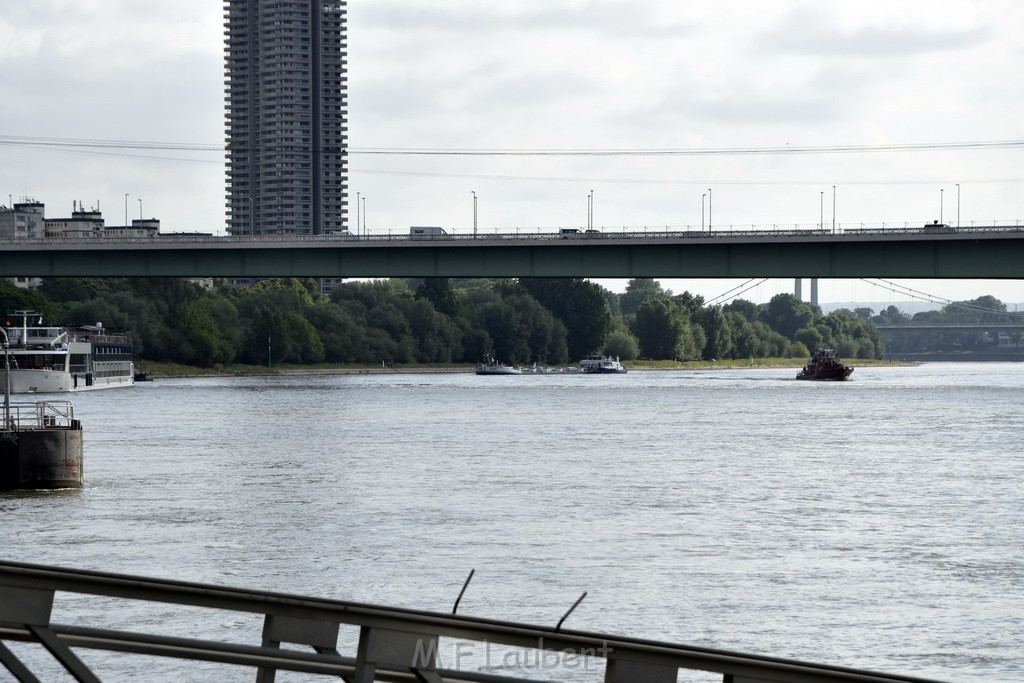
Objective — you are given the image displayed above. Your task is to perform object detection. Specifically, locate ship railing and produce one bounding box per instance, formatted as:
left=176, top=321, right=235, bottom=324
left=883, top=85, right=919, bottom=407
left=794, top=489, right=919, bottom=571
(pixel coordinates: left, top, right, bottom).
left=2, top=401, right=77, bottom=431
left=68, top=332, right=131, bottom=344
left=0, top=560, right=946, bottom=683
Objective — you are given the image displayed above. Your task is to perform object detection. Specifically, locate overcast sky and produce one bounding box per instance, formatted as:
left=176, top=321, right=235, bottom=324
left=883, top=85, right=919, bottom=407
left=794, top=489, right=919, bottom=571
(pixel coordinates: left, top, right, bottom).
left=1, top=0, right=1022, bottom=306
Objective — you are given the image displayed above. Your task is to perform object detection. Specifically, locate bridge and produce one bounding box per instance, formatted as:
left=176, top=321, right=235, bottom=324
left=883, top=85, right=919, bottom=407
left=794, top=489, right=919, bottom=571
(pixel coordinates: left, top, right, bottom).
left=875, top=322, right=1024, bottom=331
left=1, top=224, right=1022, bottom=279
left=0, top=560, right=944, bottom=683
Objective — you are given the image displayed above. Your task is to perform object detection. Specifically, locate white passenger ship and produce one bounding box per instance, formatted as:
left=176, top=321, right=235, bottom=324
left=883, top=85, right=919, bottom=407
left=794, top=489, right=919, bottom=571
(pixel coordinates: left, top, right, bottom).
left=2, top=311, right=135, bottom=393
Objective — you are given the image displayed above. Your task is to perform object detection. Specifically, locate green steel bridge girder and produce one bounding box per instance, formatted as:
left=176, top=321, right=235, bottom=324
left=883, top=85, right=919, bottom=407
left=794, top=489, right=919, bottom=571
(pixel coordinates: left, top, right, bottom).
left=2, top=236, right=1023, bottom=279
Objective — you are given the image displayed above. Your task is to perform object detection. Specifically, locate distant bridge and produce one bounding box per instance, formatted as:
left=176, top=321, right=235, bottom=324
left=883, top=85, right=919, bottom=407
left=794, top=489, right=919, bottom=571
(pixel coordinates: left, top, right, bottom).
left=875, top=322, right=1024, bottom=331
left=1, top=224, right=1023, bottom=279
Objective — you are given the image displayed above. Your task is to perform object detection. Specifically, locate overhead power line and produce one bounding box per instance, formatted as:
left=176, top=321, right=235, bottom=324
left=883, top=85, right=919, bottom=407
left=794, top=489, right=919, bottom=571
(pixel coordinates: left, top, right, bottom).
left=351, top=140, right=1024, bottom=156
left=2, top=134, right=1023, bottom=156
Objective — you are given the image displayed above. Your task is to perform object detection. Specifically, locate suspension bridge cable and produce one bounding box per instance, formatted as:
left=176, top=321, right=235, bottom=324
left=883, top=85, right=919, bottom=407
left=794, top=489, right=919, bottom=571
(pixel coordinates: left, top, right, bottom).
left=705, top=278, right=764, bottom=306
left=863, top=279, right=1024, bottom=318
left=706, top=279, right=771, bottom=306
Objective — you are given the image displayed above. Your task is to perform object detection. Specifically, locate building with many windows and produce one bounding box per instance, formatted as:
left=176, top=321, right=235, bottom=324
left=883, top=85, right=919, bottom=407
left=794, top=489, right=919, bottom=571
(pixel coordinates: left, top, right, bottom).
left=0, top=201, right=45, bottom=240
left=1, top=200, right=161, bottom=289
left=224, top=0, right=349, bottom=236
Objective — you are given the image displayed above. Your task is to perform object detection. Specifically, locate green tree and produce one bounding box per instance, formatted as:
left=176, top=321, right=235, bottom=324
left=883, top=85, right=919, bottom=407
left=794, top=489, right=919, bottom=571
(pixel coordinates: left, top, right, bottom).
left=479, top=299, right=530, bottom=364
left=763, top=293, right=817, bottom=340
left=619, top=279, right=672, bottom=316
left=631, top=298, right=698, bottom=360
left=415, top=277, right=462, bottom=317
left=795, top=326, right=825, bottom=352
left=401, top=297, right=463, bottom=363
left=0, top=282, right=61, bottom=323
left=790, top=341, right=810, bottom=358
left=603, top=327, right=640, bottom=360
left=305, top=301, right=362, bottom=363
left=520, top=278, right=612, bottom=358
left=695, top=306, right=732, bottom=360
left=37, top=278, right=110, bottom=305
left=176, top=299, right=236, bottom=366
left=722, top=298, right=760, bottom=323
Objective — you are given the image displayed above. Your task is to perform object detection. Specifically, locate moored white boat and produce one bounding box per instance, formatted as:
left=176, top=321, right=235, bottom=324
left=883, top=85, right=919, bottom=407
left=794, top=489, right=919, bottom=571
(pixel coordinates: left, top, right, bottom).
left=475, top=355, right=522, bottom=375
left=2, top=311, right=135, bottom=393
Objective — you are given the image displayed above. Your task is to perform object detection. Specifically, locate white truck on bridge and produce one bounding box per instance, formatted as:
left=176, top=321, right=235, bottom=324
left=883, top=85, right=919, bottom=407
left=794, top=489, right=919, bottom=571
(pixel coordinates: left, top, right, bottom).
left=410, top=226, right=448, bottom=238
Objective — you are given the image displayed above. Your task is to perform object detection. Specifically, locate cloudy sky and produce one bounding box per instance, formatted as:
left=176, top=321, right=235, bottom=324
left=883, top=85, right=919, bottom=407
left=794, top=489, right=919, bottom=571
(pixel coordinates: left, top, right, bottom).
left=1, top=0, right=1022, bottom=306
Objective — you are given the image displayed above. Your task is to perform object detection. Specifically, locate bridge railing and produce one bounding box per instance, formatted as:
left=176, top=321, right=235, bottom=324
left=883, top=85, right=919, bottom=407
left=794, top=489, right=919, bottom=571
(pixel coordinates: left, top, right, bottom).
left=0, top=221, right=1022, bottom=247
left=0, top=560, right=946, bottom=683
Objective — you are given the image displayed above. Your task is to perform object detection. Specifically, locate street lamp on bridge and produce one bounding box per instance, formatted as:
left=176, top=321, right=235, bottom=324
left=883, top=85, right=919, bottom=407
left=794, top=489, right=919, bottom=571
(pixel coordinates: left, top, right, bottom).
left=471, top=190, right=477, bottom=237
left=955, top=183, right=960, bottom=228
left=706, top=188, right=712, bottom=231
left=940, top=188, right=944, bottom=225
left=832, top=185, right=836, bottom=234
left=588, top=190, right=594, bottom=230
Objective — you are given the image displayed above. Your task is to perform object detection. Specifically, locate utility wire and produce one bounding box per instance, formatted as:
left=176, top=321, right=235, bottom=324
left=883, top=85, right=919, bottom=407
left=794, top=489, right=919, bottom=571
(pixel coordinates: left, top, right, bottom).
left=7, top=141, right=1023, bottom=186
left=5, top=135, right=1024, bottom=185
left=351, top=140, right=1024, bottom=156
left=3, top=134, right=1024, bottom=156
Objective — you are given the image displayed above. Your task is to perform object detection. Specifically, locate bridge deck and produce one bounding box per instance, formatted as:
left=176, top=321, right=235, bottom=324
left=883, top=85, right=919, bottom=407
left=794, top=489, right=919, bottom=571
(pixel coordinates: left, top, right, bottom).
left=1, top=225, right=1022, bottom=279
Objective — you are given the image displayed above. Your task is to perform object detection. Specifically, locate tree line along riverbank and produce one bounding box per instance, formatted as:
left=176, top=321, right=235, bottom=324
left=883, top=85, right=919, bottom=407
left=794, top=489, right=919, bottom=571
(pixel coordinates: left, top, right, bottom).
left=2, top=276, right=888, bottom=369
left=23, top=277, right=1022, bottom=369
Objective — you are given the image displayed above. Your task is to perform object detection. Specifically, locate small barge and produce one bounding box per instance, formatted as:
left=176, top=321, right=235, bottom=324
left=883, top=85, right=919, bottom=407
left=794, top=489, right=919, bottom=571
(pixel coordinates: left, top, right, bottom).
left=797, top=349, right=854, bottom=381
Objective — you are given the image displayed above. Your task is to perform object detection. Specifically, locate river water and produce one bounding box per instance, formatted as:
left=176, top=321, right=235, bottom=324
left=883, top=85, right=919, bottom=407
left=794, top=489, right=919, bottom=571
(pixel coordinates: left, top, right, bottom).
left=2, top=363, right=1022, bottom=682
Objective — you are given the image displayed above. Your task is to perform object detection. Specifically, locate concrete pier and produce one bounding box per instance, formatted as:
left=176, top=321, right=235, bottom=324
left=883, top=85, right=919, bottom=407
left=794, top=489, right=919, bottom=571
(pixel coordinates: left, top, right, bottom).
left=0, top=401, right=82, bottom=490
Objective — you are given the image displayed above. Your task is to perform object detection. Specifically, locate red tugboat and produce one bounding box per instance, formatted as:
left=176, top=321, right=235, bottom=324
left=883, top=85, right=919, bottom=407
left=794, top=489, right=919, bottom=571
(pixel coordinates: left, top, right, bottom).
left=796, top=348, right=854, bottom=381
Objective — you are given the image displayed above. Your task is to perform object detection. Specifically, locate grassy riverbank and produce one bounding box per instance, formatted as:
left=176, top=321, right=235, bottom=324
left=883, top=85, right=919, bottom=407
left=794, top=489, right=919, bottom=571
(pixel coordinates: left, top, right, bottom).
left=138, top=357, right=907, bottom=378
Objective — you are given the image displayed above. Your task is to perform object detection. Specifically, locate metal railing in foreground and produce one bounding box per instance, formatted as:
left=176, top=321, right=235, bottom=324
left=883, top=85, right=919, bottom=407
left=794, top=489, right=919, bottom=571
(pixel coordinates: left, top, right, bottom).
left=2, top=401, right=77, bottom=431
left=0, top=560, right=947, bottom=683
